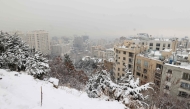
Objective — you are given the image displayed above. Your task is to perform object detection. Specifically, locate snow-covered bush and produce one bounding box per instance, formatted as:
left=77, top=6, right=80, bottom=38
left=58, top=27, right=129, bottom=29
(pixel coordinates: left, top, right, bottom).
left=26, top=51, right=49, bottom=79
left=86, top=69, right=153, bottom=108
left=0, top=31, right=49, bottom=79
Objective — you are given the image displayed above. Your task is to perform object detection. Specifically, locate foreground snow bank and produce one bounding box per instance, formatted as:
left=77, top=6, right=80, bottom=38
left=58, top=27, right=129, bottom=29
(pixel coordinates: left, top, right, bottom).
left=0, top=69, right=124, bottom=109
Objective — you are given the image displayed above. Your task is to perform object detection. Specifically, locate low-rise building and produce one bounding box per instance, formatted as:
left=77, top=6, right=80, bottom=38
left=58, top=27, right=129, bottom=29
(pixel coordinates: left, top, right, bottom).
left=160, top=63, right=190, bottom=99
left=113, top=40, right=148, bottom=80
left=51, top=44, right=71, bottom=57
left=105, top=48, right=114, bottom=59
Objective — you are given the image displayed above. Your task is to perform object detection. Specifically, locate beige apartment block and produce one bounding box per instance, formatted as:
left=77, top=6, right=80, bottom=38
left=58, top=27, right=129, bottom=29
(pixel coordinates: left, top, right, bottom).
left=134, top=49, right=173, bottom=86
left=113, top=40, right=148, bottom=80
left=160, top=63, right=190, bottom=99
left=26, top=30, right=50, bottom=55
left=91, top=46, right=105, bottom=58
left=134, top=54, right=163, bottom=85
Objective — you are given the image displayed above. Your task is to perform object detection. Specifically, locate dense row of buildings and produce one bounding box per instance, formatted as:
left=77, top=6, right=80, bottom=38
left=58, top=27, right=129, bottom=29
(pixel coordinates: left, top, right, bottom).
left=10, top=30, right=190, bottom=99
left=112, top=34, right=190, bottom=100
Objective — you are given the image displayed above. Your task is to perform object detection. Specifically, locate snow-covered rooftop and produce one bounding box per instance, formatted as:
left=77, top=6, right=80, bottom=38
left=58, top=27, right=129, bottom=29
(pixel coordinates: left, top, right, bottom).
left=138, top=50, right=162, bottom=60
left=165, top=63, right=190, bottom=70
left=162, top=49, right=172, bottom=52
left=106, top=48, right=114, bottom=51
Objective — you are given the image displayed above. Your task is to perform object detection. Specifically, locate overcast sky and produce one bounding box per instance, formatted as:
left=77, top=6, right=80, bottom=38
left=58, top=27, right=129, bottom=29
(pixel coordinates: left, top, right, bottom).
left=1, top=0, right=190, bottom=38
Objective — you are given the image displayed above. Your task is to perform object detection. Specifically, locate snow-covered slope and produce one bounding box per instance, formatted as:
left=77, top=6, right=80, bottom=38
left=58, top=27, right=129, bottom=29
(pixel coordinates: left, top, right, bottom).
left=0, top=69, right=124, bottom=109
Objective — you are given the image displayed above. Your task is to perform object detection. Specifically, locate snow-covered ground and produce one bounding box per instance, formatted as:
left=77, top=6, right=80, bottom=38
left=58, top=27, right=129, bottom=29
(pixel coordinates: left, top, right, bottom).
left=0, top=69, right=124, bottom=109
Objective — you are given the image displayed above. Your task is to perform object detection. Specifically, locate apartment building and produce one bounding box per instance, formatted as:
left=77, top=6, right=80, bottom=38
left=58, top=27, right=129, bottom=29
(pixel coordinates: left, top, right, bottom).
left=134, top=49, right=173, bottom=86
left=105, top=48, right=114, bottom=59
left=51, top=44, right=71, bottom=57
left=26, top=30, right=50, bottom=55
left=160, top=63, right=190, bottom=99
left=178, top=36, right=189, bottom=48
left=113, top=40, right=148, bottom=80
left=147, top=38, right=178, bottom=52
left=91, top=46, right=105, bottom=58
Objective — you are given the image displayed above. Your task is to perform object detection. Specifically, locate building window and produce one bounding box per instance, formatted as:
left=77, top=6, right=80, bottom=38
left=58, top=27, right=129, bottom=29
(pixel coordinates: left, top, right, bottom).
left=137, top=66, right=141, bottom=71
left=165, top=85, right=170, bottom=90
left=149, top=43, right=153, bottom=46
left=156, top=43, right=160, bottom=46
left=168, top=44, right=170, bottom=47
left=118, top=68, right=120, bottom=71
left=178, top=91, right=188, bottom=98
left=182, top=73, right=190, bottom=80
left=167, top=69, right=172, bottom=74
left=129, top=58, right=133, bottom=63
left=137, top=59, right=141, bottom=64
left=136, top=72, right=140, bottom=76
left=156, top=48, right=160, bottom=50
left=129, top=52, right=134, bottom=57
left=144, top=76, right=147, bottom=79
left=118, top=73, right=120, bottom=76
left=144, top=61, right=148, bottom=68
left=123, top=63, right=125, bottom=66
left=166, top=77, right=171, bottom=82
left=128, top=64, right=132, bottom=69
left=163, top=44, right=165, bottom=47
left=123, top=51, right=126, bottom=54
left=156, top=64, right=162, bottom=69
left=122, top=68, right=125, bottom=71
left=143, top=69, right=147, bottom=73
left=180, top=82, right=190, bottom=90
left=122, top=74, right=124, bottom=76
left=123, top=57, right=126, bottom=60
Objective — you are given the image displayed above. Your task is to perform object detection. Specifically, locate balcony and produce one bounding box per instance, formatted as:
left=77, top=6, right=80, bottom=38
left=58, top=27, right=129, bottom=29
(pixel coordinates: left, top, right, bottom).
left=129, top=59, right=133, bottom=64
left=143, top=69, right=147, bottom=73
left=155, top=73, right=161, bottom=80
left=129, top=52, right=134, bottom=58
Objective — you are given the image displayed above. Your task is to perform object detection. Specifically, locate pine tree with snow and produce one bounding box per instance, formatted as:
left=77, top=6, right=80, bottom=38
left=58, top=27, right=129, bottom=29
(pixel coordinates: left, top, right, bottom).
left=0, top=32, right=30, bottom=71
left=26, top=51, right=50, bottom=79
left=0, top=31, right=50, bottom=79
left=86, top=68, right=153, bottom=108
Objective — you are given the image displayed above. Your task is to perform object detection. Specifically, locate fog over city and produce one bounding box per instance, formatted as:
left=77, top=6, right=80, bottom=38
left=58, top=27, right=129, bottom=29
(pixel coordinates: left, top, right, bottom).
left=2, top=0, right=190, bottom=109
left=1, top=0, right=190, bottom=38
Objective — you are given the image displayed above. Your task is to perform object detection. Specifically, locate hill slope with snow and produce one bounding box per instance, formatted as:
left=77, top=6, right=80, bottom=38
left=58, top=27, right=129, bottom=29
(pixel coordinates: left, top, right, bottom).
left=0, top=69, right=124, bottom=109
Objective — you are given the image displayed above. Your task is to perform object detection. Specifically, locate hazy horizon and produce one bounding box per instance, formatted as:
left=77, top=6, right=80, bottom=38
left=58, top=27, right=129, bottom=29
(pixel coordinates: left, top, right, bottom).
left=1, top=0, right=190, bottom=38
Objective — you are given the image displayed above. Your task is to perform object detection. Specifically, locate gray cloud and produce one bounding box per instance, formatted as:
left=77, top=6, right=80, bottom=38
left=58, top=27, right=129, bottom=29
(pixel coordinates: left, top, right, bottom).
left=1, top=0, right=190, bottom=38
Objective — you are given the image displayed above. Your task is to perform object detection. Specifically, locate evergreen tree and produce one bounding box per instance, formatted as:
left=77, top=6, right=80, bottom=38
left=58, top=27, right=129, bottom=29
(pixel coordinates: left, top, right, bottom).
left=86, top=69, right=153, bottom=108
left=26, top=51, right=49, bottom=79
left=0, top=31, right=49, bottom=79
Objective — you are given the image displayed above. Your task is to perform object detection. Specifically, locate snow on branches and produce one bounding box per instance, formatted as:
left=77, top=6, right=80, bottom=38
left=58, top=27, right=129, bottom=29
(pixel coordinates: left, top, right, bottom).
left=86, top=69, right=153, bottom=108
left=0, top=31, right=49, bottom=79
